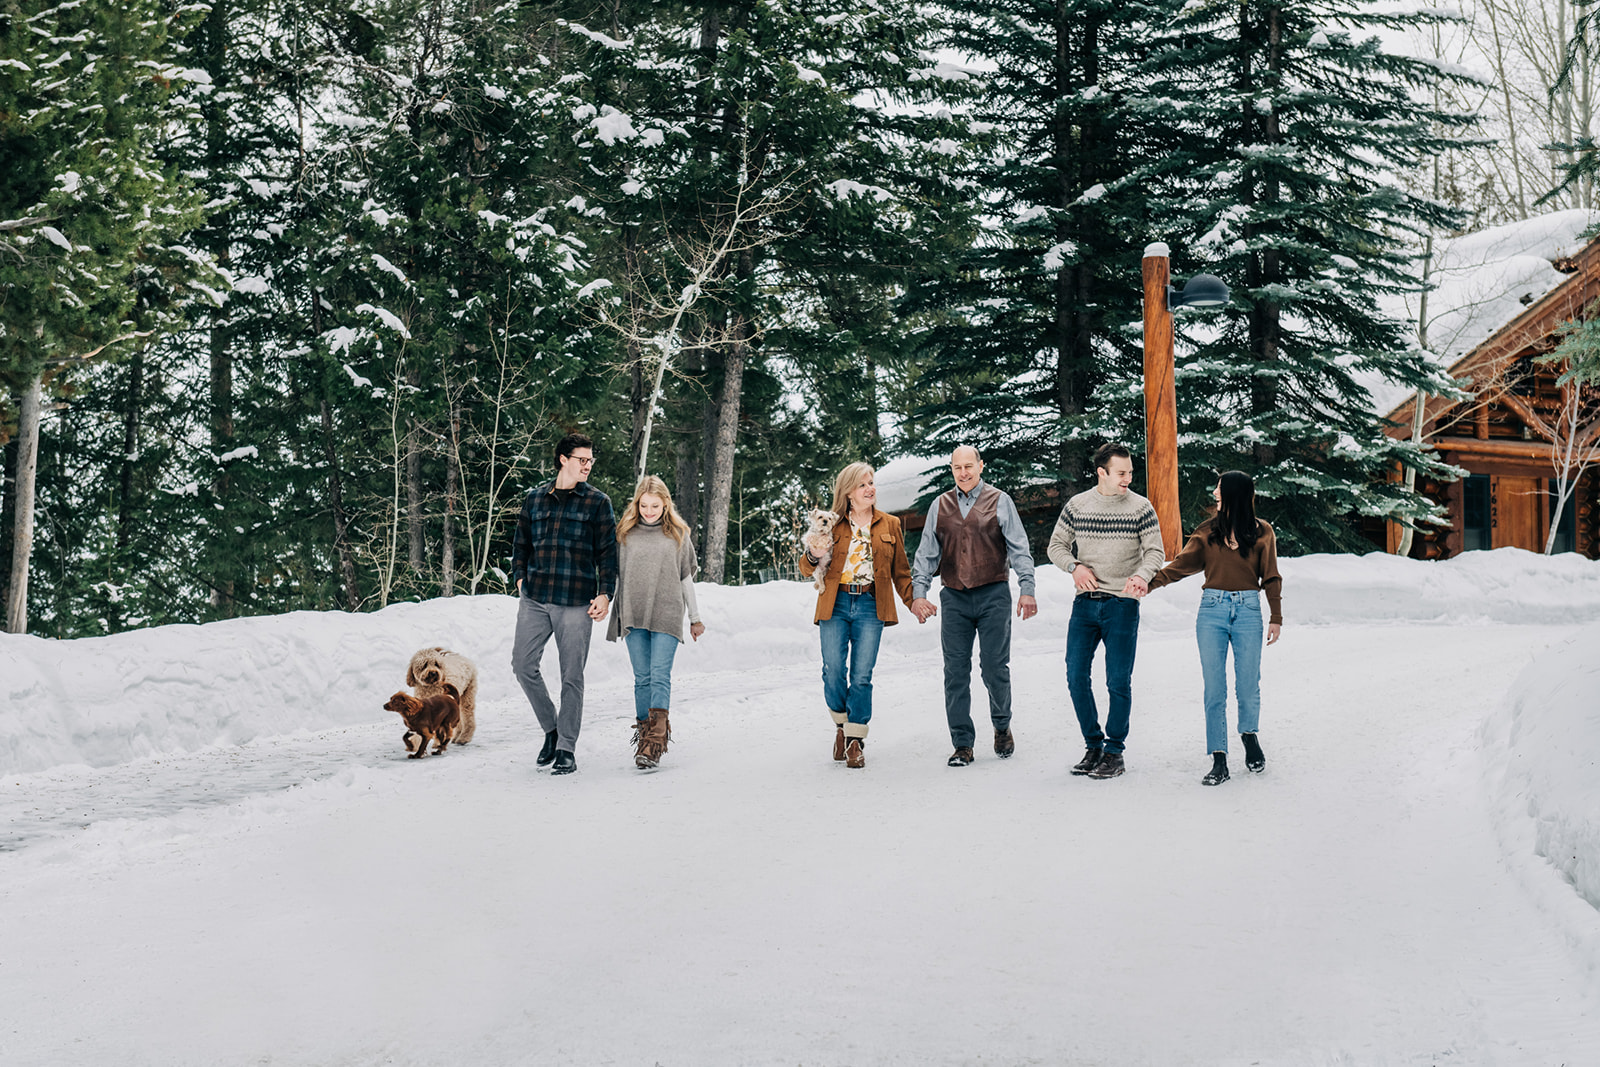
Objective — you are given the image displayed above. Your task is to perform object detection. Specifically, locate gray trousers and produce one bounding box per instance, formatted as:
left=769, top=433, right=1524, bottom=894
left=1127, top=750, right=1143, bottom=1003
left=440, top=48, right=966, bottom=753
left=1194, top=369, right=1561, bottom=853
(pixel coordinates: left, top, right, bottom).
left=511, top=596, right=594, bottom=753
left=941, top=582, right=1013, bottom=748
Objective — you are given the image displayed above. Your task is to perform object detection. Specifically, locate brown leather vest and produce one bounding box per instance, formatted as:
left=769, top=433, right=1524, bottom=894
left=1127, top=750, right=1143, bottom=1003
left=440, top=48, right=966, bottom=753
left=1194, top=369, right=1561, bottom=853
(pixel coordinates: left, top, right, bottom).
left=936, top=485, right=1009, bottom=591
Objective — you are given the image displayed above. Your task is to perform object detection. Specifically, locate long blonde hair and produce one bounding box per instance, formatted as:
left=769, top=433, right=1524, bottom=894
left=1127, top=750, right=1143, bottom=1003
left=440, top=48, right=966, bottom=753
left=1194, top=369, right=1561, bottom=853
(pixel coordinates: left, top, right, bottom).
left=618, top=475, right=691, bottom=544
left=830, top=462, right=876, bottom=520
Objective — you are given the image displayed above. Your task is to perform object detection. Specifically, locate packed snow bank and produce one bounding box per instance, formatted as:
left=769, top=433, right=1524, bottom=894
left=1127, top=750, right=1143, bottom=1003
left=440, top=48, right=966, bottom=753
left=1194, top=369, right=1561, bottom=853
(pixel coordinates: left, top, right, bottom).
left=2, top=548, right=1597, bottom=775
left=1482, top=620, right=1600, bottom=968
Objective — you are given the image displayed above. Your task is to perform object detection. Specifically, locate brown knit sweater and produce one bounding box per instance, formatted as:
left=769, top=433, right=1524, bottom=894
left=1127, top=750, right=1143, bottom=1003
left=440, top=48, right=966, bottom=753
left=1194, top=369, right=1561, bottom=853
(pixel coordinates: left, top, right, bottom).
left=1148, top=519, right=1284, bottom=624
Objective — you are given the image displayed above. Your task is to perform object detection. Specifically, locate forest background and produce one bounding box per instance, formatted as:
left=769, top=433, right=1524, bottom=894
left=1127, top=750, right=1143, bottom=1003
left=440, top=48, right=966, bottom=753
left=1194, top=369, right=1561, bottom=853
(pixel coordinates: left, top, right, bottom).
left=0, top=0, right=1595, bottom=638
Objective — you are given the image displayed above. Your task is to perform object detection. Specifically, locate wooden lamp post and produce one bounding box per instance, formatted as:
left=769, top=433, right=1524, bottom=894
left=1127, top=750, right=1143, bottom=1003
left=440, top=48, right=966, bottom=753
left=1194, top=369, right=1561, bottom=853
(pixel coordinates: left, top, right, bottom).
left=1142, top=242, right=1230, bottom=560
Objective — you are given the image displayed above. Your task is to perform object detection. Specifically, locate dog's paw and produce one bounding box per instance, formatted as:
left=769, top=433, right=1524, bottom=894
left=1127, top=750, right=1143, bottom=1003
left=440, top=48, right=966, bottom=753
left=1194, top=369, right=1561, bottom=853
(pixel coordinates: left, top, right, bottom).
left=403, top=731, right=422, bottom=755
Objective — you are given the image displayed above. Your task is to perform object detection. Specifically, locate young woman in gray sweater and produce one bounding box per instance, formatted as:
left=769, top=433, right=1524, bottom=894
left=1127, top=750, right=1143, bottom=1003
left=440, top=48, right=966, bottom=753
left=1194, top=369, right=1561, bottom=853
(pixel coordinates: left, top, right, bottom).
left=606, top=476, right=704, bottom=769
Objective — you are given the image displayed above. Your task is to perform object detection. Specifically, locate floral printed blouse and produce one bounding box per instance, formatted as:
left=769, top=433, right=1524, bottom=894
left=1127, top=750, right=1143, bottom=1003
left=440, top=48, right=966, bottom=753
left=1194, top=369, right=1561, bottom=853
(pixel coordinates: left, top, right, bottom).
left=839, top=521, right=874, bottom=585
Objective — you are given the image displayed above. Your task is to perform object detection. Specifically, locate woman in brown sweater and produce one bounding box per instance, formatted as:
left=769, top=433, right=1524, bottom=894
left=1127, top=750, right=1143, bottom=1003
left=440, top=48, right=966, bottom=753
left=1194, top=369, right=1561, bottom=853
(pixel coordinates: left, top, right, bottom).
left=1148, top=471, right=1283, bottom=785
left=797, top=462, right=915, bottom=769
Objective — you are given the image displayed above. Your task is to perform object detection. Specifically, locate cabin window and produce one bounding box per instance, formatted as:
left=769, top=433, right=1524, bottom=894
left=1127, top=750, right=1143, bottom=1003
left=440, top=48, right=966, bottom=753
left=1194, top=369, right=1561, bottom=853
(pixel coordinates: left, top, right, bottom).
left=1548, top=479, right=1577, bottom=554
left=1462, top=474, right=1491, bottom=551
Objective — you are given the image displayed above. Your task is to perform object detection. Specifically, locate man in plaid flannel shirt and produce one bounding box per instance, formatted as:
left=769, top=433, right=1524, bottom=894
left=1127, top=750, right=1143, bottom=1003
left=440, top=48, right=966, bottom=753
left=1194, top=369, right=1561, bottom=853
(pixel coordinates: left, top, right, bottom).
left=511, top=432, right=618, bottom=775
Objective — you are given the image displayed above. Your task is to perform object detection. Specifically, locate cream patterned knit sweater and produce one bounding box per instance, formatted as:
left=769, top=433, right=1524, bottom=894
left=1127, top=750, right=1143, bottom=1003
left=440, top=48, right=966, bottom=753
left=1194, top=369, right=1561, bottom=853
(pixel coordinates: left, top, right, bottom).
left=1046, top=488, right=1166, bottom=599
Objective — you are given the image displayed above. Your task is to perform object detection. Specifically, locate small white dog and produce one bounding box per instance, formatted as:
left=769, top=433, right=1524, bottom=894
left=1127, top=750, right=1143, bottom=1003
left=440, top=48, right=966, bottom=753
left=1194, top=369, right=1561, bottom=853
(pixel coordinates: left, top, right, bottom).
left=800, top=508, right=841, bottom=591
left=406, top=647, right=479, bottom=748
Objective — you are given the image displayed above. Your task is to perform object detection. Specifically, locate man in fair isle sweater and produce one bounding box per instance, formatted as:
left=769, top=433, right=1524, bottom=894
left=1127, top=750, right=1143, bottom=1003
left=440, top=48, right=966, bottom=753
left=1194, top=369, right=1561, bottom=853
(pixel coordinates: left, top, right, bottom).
left=1046, top=442, right=1165, bottom=779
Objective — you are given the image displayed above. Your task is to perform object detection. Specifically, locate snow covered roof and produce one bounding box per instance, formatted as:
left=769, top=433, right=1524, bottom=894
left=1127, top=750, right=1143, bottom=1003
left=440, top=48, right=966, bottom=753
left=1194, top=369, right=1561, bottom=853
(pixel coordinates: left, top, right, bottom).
left=1383, top=213, right=1600, bottom=432
left=1373, top=209, right=1600, bottom=418
left=872, top=455, right=946, bottom=513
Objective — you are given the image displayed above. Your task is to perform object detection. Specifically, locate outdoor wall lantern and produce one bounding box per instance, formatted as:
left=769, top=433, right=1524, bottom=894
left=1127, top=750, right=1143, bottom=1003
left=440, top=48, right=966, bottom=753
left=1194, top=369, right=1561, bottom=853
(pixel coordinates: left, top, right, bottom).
left=1167, top=272, right=1231, bottom=310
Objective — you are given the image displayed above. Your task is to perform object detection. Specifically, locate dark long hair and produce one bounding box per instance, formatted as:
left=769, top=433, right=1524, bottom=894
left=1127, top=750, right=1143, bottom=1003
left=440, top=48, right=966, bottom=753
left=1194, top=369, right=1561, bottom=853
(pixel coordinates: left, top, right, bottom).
left=1208, top=471, right=1259, bottom=557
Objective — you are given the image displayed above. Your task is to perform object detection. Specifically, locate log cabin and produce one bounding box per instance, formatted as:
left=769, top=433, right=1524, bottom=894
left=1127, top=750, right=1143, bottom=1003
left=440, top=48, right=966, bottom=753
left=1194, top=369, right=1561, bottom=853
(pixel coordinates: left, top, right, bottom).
left=1381, top=235, right=1600, bottom=559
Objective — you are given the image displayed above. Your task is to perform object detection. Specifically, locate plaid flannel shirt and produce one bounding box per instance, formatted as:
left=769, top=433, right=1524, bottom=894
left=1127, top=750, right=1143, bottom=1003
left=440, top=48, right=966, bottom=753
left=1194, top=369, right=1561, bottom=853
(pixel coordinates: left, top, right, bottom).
left=512, top=480, right=618, bottom=606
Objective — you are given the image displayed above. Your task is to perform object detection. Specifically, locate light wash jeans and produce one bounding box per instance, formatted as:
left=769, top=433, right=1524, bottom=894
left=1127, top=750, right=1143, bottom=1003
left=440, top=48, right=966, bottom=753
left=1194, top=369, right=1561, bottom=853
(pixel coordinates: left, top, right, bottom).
left=1195, top=589, right=1263, bottom=754
left=819, top=591, right=884, bottom=727
left=624, top=628, right=678, bottom=719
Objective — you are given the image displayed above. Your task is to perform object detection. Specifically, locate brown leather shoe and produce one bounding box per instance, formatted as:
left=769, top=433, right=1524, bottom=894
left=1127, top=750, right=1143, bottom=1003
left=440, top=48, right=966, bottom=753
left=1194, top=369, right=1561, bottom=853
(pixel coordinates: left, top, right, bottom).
left=1070, top=748, right=1102, bottom=775
left=846, top=738, right=865, bottom=768
left=833, top=724, right=847, bottom=761
left=1086, top=752, right=1125, bottom=779
left=947, top=747, right=974, bottom=767
left=994, top=728, right=1014, bottom=758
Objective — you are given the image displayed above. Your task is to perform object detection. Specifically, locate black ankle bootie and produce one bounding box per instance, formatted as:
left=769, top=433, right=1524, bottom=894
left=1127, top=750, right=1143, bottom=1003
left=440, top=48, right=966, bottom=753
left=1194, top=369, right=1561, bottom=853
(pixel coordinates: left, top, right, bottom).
left=1240, top=732, right=1265, bottom=773
left=1202, top=751, right=1230, bottom=786
left=551, top=749, right=577, bottom=775
left=536, top=729, right=559, bottom=766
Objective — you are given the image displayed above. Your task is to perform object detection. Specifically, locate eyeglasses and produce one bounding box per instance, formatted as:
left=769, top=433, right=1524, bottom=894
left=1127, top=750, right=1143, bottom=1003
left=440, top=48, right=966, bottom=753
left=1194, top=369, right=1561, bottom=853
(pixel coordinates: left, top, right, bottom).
left=567, top=454, right=596, bottom=467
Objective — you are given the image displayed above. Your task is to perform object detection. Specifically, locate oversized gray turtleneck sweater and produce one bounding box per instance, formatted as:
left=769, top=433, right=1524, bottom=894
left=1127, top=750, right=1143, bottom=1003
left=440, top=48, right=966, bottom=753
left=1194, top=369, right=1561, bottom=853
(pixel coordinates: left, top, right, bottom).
left=605, top=519, right=702, bottom=643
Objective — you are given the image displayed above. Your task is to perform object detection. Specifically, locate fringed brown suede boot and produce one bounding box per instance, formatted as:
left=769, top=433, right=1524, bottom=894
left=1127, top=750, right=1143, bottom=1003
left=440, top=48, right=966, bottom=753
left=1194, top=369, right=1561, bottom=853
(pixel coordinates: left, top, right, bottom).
left=636, top=708, right=670, bottom=769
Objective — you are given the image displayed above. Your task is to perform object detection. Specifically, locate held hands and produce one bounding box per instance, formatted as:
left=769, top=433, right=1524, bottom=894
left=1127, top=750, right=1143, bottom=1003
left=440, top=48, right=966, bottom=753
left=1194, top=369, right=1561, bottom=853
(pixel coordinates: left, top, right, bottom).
left=1072, top=564, right=1099, bottom=593
left=1016, top=594, right=1038, bottom=620
left=910, top=597, right=937, bottom=624
left=1266, top=622, right=1281, bottom=646
left=1121, top=575, right=1149, bottom=599
left=690, top=621, right=706, bottom=642
left=588, top=593, right=610, bottom=621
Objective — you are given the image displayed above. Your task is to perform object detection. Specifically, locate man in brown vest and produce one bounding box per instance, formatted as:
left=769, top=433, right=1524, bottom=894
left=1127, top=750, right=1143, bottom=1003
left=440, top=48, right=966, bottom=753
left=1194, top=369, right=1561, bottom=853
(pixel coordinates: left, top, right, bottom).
left=910, top=446, right=1038, bottom=766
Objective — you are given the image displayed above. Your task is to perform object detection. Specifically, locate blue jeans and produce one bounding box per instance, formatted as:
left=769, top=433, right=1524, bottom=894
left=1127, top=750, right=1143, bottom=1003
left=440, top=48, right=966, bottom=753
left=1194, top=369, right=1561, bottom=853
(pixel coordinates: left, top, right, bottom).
left=1065, top=594, right=1140, bottom=754
left=819, top=591, right=884, bottom=728
left=1195, top=589, right=1263, bottom=753
left=624, top=628, right=678, bottom=719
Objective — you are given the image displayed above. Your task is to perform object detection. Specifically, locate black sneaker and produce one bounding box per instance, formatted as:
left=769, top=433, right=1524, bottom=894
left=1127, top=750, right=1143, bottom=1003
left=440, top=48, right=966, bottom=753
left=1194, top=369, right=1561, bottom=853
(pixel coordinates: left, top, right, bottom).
left=1086, top=752, right=1125, bottom=779
left=1241, top=732, right=1265, bottom=773
left=994, top=728, right=1015, bottom=758
left=947, top=747, right=975, bottom=767
left=1202, top=752, right=1230, bottom=786
left=1070, top=748, right=1102, bottom=776
left=536, top=729, right=559, bottom=767
left=551, top=749, right=577, bottom=775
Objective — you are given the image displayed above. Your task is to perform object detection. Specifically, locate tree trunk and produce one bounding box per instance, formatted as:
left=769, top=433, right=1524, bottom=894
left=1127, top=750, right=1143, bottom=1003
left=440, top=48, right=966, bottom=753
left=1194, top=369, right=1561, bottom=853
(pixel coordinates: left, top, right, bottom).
left=442, top=397, right=459, bottom=596
left=703, top=315, right=750, bottom=584
left=321, top=399, right=362, bottom=611
left=0, top=429, right=15, bottom=613
left=407, top=414, right=424, bottom=578
left=111, top=349, right=145, bottom=631
left=5, top=373, right=43, bottom=634
left=210, top=316, right=234, bottom=615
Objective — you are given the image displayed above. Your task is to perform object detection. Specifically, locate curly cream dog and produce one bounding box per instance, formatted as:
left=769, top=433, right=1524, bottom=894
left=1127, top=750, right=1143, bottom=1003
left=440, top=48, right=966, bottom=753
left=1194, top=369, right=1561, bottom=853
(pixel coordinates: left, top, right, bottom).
left=407, top=647, right=479, bottom=745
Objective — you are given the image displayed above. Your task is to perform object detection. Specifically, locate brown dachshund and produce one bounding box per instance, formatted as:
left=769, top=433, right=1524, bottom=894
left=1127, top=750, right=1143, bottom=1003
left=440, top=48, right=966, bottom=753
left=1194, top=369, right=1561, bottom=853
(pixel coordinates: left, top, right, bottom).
left=384, top=683, right=461, bottom=758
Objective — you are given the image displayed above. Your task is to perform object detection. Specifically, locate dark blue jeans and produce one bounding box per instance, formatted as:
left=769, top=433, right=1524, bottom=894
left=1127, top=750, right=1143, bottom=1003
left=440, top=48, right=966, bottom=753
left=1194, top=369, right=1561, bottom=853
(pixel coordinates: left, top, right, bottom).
left=1065, top=594, right=1140, bottom=754
left=940, top=582, right=1012, bottom=748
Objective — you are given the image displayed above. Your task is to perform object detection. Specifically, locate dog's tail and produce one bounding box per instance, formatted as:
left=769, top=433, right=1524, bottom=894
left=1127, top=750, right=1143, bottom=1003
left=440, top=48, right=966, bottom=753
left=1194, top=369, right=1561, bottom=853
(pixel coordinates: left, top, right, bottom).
left=443, top=682, right=460, bottom=700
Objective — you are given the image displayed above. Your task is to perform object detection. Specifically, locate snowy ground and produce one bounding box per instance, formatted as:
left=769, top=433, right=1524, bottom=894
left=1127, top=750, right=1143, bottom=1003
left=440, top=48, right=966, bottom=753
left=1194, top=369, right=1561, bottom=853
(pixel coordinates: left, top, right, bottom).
left=3, top=551, right=1599, bottom=1065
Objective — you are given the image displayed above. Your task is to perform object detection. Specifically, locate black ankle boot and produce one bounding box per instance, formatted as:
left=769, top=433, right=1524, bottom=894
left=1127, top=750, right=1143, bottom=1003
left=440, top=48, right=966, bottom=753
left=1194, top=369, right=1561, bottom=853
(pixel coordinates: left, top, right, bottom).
left=536, top=729, right=559, bottom=766
left=1240, top=732, right=1265, bottom=773
left=1202, top=751, right=1229, bottom=786
left=551, top=749, right=577, bottom=775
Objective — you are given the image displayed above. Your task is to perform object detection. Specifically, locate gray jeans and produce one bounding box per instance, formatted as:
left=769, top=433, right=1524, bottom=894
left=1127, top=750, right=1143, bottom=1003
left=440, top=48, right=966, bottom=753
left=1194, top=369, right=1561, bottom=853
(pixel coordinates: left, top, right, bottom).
left=940, top=582, right=1013, bottom=748
left=512, top=596, right=594, bottom=753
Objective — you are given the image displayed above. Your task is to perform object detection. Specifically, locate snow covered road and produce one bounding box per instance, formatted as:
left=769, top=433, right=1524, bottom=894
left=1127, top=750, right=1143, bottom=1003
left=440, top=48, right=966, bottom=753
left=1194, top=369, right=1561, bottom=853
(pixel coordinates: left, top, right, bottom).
left=3, top=612, right=1597, bottom=1066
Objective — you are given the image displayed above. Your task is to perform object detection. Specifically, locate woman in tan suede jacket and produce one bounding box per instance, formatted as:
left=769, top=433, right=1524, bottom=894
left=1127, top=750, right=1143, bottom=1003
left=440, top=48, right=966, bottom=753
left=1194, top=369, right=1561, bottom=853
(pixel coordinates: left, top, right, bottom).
left=798, top=462, right=915, bottom=768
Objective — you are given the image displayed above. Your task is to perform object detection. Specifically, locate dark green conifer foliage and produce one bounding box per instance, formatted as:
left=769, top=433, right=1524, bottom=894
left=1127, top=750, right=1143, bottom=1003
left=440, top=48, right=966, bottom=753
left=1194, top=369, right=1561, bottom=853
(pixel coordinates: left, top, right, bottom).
left=906, top=0, right=1174, bottom=515
left=0, top=0, right=216, bottom=635
left=1140, top=0, right=1477, bottom=551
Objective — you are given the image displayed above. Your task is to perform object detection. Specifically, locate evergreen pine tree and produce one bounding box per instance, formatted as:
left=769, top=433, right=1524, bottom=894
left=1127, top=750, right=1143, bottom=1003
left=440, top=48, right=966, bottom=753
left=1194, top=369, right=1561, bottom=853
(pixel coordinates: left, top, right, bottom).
left=1140, top=0, right=1477, bottom=550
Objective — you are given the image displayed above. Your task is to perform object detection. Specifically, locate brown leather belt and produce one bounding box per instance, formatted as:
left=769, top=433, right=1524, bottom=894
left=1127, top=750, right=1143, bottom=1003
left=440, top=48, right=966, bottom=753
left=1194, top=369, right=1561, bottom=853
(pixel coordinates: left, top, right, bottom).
left=840, top=582, right=875, bottom=595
